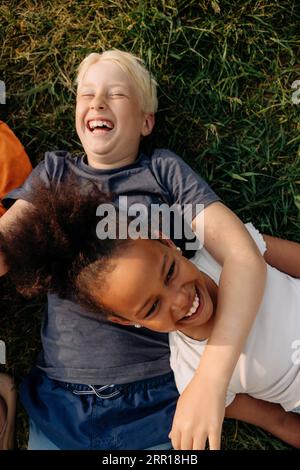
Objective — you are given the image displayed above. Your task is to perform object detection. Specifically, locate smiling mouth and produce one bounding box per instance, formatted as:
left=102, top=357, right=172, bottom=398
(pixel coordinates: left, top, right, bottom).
left=87, top=119, right=114, bottom=134
left=178, top=286, right=203, bottom=324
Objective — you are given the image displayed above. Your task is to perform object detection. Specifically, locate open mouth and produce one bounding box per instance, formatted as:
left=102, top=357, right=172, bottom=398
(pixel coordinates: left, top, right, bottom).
left=87, top=119, right=114, bottom=134
left=178, top=286, right=203, bottom=324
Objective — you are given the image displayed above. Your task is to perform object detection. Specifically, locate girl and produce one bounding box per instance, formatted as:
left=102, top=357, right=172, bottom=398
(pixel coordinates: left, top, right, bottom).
left=0, top=49, right=266, bottom=449
left=1, top=180, right=300, bottom=449
left=0, top=49, right=266, bottom=450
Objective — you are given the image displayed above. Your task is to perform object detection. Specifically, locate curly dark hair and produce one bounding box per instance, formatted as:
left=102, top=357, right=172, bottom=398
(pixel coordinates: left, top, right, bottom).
left=0, top=175, right=131, bottom=317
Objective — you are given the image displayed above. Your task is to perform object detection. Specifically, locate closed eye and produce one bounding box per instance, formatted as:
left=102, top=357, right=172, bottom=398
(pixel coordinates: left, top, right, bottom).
left=143, top=261, right=175, bottom=319
left=145, top=300, right=159, bottom=318
left=166, top=260, right=175, bottom=283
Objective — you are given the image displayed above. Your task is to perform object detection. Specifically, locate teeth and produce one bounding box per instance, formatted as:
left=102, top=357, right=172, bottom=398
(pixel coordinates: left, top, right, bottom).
left=184, top=292, right=199, bottom=318
left=89, top=119, right=114, bottom=130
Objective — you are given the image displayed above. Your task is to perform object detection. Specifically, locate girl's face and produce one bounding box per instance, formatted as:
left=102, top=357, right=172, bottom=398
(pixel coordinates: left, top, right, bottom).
left=97, top=239, right=217, bottom=339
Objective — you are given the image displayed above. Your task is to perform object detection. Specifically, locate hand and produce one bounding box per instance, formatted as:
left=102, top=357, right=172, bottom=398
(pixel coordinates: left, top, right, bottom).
left=169, top=375, right=226, bottom=450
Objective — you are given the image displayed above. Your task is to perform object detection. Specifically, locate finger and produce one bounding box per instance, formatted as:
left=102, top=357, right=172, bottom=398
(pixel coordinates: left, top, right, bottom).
left=191, top=434, right=207, bottom=451
left=180, top=433, right=194, bottom=451
left=208, top=431, right=221, bottom=450
left=169, top=430, right=181, bottom=450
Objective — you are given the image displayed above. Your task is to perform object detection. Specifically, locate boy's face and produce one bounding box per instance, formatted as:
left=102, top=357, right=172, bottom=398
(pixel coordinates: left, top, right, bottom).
left=76, top=60, right=154, bottom=169
left=96, top=239, right=217, bottom=340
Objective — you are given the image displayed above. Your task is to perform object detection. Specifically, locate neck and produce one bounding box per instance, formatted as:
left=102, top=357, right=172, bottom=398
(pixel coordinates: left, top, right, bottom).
left=87, top=153, right=138, bottom=170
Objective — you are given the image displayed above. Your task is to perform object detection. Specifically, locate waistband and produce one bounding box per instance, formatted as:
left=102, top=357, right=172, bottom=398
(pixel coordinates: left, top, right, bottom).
left=57, top=370, right=175, bottom=399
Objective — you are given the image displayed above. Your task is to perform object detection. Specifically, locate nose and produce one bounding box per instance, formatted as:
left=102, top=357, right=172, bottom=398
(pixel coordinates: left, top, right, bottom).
left=90, top=94, right=107, bottom=110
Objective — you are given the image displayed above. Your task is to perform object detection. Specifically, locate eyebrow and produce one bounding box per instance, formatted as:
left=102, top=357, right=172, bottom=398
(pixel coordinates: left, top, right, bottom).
left=78, top=83, right=129, bottom=90
left=137, top=254, right=167, bottom=316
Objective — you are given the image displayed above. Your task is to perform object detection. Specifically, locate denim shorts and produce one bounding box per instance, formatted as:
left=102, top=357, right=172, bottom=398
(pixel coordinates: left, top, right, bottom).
left=20, top=367, right=179, bottom=450
left=28, top=419, right=173, bottom=451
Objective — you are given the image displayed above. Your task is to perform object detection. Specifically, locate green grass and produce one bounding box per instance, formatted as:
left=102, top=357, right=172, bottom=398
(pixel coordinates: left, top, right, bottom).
left=0, top=0, right=299, bottom=450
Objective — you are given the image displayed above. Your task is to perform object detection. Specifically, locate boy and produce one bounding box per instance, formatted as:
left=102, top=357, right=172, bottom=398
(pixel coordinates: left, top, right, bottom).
left=0, top=50, right=266, bottom=449
left=2, top=183, right=299, bottom=449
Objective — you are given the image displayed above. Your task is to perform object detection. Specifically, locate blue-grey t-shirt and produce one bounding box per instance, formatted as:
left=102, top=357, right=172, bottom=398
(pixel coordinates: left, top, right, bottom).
left=3, top=148, right=220, bottom=384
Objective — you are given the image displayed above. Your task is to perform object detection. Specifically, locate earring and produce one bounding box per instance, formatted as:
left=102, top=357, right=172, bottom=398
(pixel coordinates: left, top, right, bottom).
left=176, top=246, right=181, bottom=252
left=134, top=324, right=142, bottom=328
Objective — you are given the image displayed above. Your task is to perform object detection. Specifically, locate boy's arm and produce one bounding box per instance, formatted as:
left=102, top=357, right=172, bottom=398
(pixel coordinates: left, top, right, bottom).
left=263, top=235, right=300, bottom=277
left=169, top=202, right=267, bottom=450
left=225, top=394, right=300, bottom=448
left=0, top=199, right=33, bottom=276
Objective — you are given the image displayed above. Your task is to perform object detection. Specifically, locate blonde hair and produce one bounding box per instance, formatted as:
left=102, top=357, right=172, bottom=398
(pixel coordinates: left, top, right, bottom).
left=76, top=49, right=158, bottom=113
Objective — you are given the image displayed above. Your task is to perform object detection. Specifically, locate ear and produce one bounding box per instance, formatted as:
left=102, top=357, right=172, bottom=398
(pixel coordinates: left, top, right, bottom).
left=107, top=314, right=133, bottom=327
left=141, top=113, right=155, bottom=137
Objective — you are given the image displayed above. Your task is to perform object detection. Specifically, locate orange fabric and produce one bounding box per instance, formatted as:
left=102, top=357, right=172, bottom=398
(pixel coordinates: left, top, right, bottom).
left=0, top=121, right=32, bottom=216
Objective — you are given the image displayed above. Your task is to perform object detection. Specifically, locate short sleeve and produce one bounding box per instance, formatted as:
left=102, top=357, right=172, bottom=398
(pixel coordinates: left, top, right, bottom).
left=1, top=151, right=69, bottom=209
left=226, top=390, right=236, bottom=407
left=0, top=121, right=33, bottom=215
left=150, top=149, right=221, bottom=219
left=1, top=160, right=49, bottom=209
left=244, top=222, right=267, bottom=255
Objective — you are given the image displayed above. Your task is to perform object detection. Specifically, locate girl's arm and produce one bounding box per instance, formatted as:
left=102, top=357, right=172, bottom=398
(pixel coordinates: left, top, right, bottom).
left=263, top=235, right=300, bottom=277
left=170, top=202, right=267, bottom=450
left=225, top=394, right=300, bottom=448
